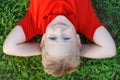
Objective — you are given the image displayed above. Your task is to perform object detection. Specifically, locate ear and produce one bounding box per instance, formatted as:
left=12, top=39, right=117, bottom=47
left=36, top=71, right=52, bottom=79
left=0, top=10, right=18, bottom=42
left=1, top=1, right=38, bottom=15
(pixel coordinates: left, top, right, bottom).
left=40, top=34, right=46, bottom=48
left=77, top=34, right=81, bottom=48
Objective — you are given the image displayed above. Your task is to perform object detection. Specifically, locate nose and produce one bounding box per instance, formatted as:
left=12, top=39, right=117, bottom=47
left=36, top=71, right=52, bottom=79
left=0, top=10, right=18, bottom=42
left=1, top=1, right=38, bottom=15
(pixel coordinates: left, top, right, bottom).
left=55, top=27, right=63, bottom=35
left=53, top=25, right=66, bottom=38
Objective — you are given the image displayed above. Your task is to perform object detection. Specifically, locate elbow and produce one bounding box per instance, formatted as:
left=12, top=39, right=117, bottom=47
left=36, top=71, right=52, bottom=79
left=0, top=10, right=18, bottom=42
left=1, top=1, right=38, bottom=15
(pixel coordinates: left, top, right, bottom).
left=3, top=46, right=10, bottom=56
left=109, top=49, right=116, bottom=58
left=3, top=43, right=14, bottom=56
left=3, top=48, right=9, bottom=56
left=106, top=46, right=116, bottom=58
left=3, top=49, right=9, bottom=55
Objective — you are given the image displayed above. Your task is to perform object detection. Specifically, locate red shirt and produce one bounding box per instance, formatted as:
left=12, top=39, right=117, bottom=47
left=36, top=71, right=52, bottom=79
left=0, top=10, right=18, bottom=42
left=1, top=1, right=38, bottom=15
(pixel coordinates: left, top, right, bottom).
left=17, top=0, right=104, bottom=41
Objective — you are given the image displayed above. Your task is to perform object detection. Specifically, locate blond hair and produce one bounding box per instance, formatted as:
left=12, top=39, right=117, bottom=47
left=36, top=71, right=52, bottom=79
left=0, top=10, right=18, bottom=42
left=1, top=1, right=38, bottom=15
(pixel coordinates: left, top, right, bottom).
left=41, top=46, right=80, bottom=77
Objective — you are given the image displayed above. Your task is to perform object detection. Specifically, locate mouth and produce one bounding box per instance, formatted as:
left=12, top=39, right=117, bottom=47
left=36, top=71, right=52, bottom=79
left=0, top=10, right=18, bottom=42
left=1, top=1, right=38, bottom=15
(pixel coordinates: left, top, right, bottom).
left=54, top=22, right=67, bottom=26
left=53, top=23, right=68, bottom=29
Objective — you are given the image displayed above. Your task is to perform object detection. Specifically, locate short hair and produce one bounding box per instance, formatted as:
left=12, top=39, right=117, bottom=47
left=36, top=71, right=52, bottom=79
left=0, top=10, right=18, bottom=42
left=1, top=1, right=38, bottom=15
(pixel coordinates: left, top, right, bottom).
left=41, top=45, right=80, bottom=77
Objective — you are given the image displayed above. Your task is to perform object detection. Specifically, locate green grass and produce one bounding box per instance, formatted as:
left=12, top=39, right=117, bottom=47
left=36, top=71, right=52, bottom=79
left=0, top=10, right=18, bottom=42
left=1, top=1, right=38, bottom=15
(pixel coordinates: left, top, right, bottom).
left=0, top=0, right=120, bottom=80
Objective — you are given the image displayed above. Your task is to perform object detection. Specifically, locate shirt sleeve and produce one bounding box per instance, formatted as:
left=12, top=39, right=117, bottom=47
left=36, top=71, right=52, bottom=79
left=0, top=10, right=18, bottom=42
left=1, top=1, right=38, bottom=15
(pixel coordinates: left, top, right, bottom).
left=17, top=9, right=38, bottom=41
left=78, top=0, right=105, bottom=41
left=86, top=0, right=104, bottom=41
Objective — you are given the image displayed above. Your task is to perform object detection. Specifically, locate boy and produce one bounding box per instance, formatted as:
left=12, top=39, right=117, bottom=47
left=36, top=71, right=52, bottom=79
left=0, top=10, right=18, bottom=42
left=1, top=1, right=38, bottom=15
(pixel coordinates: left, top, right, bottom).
left=3, top=0, right=116, bottom=77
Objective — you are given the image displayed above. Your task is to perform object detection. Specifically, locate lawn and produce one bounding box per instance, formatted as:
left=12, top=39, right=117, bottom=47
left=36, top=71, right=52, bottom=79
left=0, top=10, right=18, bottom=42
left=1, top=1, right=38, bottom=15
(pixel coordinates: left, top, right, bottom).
left=0, top=0, right=120, bottom=80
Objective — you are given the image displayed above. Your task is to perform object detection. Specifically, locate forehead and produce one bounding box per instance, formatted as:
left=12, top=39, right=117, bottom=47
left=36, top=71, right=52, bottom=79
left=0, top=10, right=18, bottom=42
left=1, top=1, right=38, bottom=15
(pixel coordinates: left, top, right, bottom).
left=45, top=40, right=77, bottom=53
left=45, top=45, right=73, bottom=59
left=45, top=40, right=73, bottom=50
left=43, top=37, right=78, bottom=60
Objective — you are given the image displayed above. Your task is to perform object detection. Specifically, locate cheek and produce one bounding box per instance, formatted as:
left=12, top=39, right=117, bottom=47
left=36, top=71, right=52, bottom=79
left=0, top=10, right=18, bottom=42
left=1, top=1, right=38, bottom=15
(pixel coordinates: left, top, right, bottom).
left=65, top=28, right=76, bottom=35
left=45, top=41, right=55, bottom=51
left=46, top=29, right=53, bottom=35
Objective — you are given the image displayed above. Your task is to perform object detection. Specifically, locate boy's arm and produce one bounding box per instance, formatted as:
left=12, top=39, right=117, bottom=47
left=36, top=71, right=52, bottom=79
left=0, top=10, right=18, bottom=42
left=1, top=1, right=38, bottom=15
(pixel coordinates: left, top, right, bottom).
left=3, top=26, right=42, bottom=56
left=80, top=26, right=116, bottom=58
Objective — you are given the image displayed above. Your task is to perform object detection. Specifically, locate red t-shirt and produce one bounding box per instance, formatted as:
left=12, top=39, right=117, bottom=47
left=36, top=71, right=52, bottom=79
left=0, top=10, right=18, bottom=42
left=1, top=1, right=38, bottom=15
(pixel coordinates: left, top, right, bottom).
left=17, top=0, right=104, bottom=41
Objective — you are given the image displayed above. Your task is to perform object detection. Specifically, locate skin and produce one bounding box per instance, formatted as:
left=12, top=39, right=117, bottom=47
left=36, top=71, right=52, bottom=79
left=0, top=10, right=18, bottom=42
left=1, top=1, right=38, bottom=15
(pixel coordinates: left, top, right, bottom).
left=41, top=15, right=80, bottom=60
left=3, top=15, right=116, bottom=58
left=80, top=26, right=116, bottom=58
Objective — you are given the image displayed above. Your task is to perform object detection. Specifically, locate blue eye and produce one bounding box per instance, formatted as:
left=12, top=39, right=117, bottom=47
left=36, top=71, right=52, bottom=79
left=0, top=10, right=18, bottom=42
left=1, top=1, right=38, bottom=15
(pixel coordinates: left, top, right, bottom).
left=49, top=37, right=56, bottom=40
left=63, top=37, right=71, bottom=40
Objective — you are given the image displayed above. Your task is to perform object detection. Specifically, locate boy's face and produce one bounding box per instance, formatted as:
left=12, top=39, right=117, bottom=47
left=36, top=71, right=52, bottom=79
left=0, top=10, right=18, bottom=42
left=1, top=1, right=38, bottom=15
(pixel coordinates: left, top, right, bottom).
left=42, top=15, right=81, bottom=60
